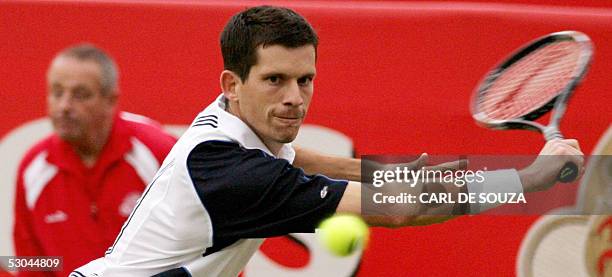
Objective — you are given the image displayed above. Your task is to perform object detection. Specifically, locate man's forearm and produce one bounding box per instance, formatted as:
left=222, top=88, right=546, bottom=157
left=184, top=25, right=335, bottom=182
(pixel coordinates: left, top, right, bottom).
left=293, top=146, right=361, bottom=181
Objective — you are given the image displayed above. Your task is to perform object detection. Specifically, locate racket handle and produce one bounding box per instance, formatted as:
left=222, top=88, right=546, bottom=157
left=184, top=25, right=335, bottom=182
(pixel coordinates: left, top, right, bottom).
left=558, top=162, right=578, bottom=183
left=543, top=127, right=564, bottom=141
left=544, top=128, right=578, bottom=182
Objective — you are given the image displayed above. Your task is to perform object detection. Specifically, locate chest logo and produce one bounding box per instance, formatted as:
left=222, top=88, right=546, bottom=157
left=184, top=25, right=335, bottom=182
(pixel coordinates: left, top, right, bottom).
left=44, top=210, right=68, bottom=224
left=119, top=192, right=142, bottom=217
left=320, top=186, right=328, bottom=199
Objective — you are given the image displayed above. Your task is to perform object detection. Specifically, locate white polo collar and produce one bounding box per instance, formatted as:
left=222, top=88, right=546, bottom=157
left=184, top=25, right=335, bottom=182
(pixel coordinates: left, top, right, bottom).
left=213, top=94, right=295, bottom=163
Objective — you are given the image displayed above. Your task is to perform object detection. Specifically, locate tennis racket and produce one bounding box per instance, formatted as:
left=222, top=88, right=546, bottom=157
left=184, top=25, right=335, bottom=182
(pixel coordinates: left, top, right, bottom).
left=471, top=31, right=593, bottom=183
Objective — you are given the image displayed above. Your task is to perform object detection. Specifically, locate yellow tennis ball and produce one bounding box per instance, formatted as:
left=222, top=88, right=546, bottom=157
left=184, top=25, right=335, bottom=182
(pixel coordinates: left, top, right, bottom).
left=318, top=214, right=369, bottom=256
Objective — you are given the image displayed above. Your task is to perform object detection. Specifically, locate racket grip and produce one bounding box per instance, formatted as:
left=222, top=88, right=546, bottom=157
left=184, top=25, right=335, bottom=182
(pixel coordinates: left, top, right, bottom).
left=558, top=161, right=578, bottom=183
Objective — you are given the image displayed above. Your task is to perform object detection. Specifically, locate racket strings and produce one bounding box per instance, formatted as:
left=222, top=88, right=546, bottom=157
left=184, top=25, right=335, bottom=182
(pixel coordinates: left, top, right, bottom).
left=484, top=43, right=577, bottom=118
left=479, top=41, right=581, bottom=120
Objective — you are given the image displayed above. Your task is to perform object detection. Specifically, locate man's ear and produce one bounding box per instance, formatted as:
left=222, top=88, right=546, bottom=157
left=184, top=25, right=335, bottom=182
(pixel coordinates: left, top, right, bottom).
left=103, top=89, right=119, bottom=110
left=220, top=70, right=240, bottom=101
left=107, top=90, right=119, bottom=105
left=104, top=90, right=119, bottom=115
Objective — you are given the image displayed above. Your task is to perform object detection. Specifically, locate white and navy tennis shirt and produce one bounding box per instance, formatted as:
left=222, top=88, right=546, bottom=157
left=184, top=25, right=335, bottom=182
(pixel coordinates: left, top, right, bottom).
left=71, top=94, right=347, bottom=277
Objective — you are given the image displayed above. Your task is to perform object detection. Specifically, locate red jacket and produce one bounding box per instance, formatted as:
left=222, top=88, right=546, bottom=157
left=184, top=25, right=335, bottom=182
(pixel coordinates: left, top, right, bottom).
left=13, top=112, right=176, bottom=276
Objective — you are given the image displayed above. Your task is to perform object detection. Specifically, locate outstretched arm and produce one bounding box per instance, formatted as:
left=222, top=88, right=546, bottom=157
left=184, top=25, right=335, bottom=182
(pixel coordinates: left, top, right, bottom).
left=293, top=146, right=427, bottom=182
left=295, top=139, right=584, bottom=228
left=292, top=146, right=361, bottom=181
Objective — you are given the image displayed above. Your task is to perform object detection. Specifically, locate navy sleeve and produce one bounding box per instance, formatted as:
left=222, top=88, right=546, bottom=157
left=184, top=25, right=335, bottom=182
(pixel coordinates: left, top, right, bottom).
left=187, top=141, right=347, bottom=243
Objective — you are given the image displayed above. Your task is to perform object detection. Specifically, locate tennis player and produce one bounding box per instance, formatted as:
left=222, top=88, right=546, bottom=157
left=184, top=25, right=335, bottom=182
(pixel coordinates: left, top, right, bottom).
left=71, top=6, right=584, bottom=276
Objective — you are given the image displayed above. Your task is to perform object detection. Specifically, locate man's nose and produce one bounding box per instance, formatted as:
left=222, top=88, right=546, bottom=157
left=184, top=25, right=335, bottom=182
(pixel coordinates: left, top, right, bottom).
left=283, top=81, right=304, bottom=106
left=56, top=92, right=74, bottom=112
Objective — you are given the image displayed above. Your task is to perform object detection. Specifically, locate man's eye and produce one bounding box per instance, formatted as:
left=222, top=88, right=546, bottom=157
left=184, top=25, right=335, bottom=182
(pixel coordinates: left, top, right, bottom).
left=73, top=89, right=92, bottom=100
left=268, top=76, right=280, bottom=84
left=298, top=77, right=312, bottom=86
left=50, top=89, right=63, bottom=98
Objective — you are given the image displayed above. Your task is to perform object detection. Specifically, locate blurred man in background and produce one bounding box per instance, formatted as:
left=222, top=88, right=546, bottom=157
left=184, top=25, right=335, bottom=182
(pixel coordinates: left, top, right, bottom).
left=12, top=44, right=176, bottom=276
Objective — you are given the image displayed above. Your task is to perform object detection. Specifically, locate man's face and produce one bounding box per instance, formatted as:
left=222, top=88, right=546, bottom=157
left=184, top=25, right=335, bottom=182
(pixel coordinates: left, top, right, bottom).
left=233, top=44, right=316, bottom=146
left=47, top=56, right=116, bottom=142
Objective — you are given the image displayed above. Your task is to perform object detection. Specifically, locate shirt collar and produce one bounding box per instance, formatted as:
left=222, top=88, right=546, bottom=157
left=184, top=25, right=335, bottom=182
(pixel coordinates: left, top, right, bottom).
left=213, top=94, right=295, bottom=163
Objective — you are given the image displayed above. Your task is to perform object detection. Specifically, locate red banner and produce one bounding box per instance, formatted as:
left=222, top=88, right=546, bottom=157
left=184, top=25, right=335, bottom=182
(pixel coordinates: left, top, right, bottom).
left=1, top=1, right=611, bottom=276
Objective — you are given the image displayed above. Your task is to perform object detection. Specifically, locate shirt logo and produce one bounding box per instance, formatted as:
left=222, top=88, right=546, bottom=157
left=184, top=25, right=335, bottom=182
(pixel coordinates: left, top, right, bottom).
left=44, top=210, right=68, bottom=224
left=119, top=192, right=142, bottom=217
left=320, top=186, right=328, bottom=198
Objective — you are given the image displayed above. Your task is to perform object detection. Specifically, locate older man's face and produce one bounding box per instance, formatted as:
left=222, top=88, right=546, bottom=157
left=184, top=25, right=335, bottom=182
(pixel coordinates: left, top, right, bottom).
left=47, top=56, right=116, bottom=143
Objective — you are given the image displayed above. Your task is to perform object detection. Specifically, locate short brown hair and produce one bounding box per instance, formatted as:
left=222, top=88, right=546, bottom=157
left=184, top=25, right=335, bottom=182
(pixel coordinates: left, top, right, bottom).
left=220, top=6, right=318, bottom=82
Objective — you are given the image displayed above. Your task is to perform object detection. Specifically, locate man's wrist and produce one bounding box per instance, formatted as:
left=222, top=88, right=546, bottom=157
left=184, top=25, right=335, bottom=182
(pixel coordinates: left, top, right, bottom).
left=518, top=167, right=536, bottom=193
left=453, top=183, right=470, bottom=214
left=466, top=169, right=523, bottom=214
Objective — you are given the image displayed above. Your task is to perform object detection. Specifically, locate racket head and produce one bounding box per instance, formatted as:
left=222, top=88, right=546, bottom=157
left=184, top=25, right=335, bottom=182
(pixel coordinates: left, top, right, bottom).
left=471, top=31, right=593, bottom=131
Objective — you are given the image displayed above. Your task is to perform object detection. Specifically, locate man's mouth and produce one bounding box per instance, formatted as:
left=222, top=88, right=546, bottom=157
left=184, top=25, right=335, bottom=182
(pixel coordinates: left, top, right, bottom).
left=273, top=115, right=301, bottom=125
left=53, top=117, right=77, bottom=127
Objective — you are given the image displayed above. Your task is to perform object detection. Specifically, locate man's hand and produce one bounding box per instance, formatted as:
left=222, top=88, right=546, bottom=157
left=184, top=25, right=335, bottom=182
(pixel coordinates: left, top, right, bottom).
left=363, top=153, right=429, bottom=177
left=519, top=139, right=584, bottom=192
left=360, top=154, right=467, bottom=227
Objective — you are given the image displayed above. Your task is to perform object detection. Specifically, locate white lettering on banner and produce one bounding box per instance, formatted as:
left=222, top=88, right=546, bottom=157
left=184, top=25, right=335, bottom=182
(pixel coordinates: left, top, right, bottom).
left=119, top=192, right=142, bottom=217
